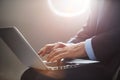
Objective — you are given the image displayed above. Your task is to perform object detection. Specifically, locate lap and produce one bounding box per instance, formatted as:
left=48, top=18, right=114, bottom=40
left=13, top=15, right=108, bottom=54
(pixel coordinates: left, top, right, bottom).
left=21, top=63, right=113, bottom=80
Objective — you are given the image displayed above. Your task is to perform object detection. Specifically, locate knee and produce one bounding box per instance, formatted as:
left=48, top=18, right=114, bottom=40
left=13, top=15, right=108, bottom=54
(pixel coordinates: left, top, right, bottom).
left=21, top=68, right=39, bottom=80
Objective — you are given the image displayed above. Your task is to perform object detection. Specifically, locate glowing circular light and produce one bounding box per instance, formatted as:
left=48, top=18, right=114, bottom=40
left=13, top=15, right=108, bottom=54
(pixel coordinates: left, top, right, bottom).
left=48, top=0, right=91, bottom=17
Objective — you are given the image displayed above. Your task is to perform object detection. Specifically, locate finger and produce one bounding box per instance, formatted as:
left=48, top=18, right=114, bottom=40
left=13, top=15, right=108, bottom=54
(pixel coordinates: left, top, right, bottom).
left=38, top=47, right=45, bottom=55
left=42, top=46, right=52, bottom=56
left=38, top=48, right=48, bottom=56
left=48, top=52, right=68, bottom=62
left=38, top=47, right=44, bottom=55
left=38, top=42, right=65, bottom=55
left=38, top=44, right=55, bottom=56
left=38, top=42, right=65, bottom=56
left=47, top=48, right=66, bottom=61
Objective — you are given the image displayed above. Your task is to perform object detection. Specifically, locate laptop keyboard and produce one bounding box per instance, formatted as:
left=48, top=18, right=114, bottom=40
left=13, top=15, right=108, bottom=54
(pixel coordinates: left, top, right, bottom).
left=47, top=64, right=79, bottom=70
left=44, top=61, right=79, bottom=70
left=43, top=59, right=99, bottom=70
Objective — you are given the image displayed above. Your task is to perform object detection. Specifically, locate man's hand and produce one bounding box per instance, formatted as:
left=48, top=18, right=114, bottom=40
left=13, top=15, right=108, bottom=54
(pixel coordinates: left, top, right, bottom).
left=38, top=42, right=87, bottom=62
left=38, top=42, right=66, bottom=56
left=47, top=42, right=87, bottom=62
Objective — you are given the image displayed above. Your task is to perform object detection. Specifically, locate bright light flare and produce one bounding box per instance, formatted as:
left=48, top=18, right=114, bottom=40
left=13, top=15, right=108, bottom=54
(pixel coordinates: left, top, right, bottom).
left=48, top=0, right=91, bottom=17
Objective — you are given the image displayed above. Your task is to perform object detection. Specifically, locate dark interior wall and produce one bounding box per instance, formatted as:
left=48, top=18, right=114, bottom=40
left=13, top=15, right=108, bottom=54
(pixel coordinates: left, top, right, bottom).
left=0, top=0, right=3, bottom=25
left=0, top=0, right=90, bottom=80
left=1, top=0, right=89, bottom=51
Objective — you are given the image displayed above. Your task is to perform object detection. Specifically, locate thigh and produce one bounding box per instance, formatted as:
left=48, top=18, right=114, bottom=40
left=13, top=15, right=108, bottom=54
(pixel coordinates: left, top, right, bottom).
left=21, top=63, right=112, bottom=80
left=21, top=68, right=61, bottom=80
left=64, top=63, right=112, bottom=80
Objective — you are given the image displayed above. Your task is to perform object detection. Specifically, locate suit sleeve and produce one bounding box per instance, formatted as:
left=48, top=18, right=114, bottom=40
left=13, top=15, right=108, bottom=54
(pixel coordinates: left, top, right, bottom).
left=67, top=17, right=96, bottom=43
left=92, top=28, right=120, bottom=62
left=67, top=1, right=98, bottom=43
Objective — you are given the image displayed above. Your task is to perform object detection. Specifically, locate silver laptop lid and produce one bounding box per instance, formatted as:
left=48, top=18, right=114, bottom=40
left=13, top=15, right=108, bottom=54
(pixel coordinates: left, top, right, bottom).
left=0, top=27, right=47, bottom=70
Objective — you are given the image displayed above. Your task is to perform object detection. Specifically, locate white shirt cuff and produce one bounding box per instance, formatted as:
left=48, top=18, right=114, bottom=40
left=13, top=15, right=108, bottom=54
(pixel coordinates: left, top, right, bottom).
left=85, top=38, right=96, bottom=60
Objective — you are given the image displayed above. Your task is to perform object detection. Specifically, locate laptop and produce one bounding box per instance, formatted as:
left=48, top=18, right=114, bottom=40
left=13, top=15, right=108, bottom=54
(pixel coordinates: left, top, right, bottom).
left=0, top=27, right=99, bottom=70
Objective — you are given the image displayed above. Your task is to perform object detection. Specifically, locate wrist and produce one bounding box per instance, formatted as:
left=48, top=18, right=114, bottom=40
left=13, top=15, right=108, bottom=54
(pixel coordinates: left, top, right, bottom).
left=77, top=42, right=88, bottom=58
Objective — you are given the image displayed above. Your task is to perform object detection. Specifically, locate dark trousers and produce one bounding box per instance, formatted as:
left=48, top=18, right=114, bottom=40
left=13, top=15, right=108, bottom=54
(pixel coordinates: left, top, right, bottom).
left=21, top=63, right=113, bottom=80
left=117, top=71, right=120, bottom=80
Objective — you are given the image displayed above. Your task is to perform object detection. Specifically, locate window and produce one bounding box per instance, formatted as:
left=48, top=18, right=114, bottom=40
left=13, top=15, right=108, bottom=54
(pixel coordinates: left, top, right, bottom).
left=48, top=0, right=91, bottom=17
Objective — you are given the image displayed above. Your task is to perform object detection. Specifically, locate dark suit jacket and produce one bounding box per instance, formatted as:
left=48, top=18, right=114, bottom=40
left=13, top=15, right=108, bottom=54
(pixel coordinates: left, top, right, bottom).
left=69, top=0, right=120, bottom=75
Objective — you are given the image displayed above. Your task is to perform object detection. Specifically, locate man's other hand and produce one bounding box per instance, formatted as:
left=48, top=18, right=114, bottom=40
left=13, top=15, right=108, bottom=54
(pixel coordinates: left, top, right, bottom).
left=38, top=42, right=66, bottom=56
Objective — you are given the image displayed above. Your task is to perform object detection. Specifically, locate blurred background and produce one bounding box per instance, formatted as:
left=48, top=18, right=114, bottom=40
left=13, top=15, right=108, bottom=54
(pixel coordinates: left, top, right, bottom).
left=0, top=0, right=91, bottom=80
